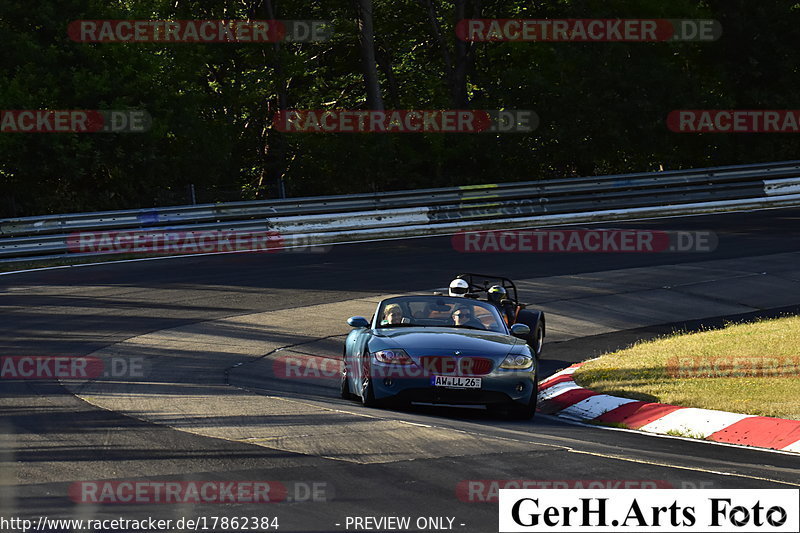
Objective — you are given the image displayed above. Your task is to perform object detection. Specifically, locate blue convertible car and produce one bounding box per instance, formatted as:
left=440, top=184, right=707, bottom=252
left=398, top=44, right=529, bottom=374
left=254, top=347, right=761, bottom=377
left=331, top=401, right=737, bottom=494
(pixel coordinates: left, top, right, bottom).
left=340, top=295, right=538, bottom=419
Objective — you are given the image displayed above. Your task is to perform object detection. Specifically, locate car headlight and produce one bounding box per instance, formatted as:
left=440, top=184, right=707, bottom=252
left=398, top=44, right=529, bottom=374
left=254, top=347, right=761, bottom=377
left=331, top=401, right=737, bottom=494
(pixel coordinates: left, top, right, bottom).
left=372, top=349, right=414, bottom=365
left=500, top=354, right=533, bottom=369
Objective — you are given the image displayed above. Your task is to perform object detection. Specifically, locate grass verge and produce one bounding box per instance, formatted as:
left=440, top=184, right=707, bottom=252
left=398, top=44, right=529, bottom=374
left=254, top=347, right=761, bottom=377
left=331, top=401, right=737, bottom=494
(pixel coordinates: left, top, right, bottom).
left=573, top=315, right=800, bottom=420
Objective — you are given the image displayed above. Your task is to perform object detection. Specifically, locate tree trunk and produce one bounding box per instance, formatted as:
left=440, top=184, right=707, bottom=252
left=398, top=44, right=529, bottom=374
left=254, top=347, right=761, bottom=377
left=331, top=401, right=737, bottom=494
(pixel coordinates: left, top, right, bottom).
left=376, top=39, right=400, bottom=108
left=451, top=0, right=470, bottom=108
left=420, top=0, right=476, bottom=108
left=354, top=0, right=384, bottom=110
left=253, top=0, right=288, bottom=198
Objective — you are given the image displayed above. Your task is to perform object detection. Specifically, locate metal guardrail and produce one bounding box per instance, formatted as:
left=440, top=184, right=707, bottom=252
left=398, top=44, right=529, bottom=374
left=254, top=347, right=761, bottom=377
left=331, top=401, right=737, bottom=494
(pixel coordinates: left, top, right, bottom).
left=2, top=160, right=800, bottom=263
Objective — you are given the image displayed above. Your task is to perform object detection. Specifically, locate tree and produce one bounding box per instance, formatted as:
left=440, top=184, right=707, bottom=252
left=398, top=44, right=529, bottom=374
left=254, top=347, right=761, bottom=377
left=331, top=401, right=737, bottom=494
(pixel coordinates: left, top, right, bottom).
left=354, top=0, right=385, bottom=110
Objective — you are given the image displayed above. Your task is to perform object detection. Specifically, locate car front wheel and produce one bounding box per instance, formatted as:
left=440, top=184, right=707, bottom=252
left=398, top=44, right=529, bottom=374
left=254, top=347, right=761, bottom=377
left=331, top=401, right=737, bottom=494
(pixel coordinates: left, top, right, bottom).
left=530, top=321, right=544, bottom=358
left=507, top=391, right=538, bottom=420
left=516, top=310, right=544, bottom=358
left=361, top=377, right=379, bottom=407
left=340, top=371, right=353, bottom=400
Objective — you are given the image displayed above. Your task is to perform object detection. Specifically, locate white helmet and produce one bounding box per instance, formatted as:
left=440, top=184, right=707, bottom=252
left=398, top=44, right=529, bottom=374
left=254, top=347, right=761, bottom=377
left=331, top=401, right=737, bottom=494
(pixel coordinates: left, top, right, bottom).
left=449, top=278, right=469, bottom=297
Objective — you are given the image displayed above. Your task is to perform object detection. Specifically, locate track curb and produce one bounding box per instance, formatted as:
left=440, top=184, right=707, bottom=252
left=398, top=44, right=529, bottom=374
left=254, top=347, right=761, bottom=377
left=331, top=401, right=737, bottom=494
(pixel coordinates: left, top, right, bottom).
left=537, top=363, right=800, bottom=454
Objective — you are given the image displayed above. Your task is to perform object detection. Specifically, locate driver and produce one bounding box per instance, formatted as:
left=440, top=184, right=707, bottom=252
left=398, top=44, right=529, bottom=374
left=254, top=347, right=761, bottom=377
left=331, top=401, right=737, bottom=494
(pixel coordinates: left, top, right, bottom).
left=381, top=304, right=405, bottom=325
left=451, top=305, right=484, bottom=329
left=449, top=278, right=469, bottom=297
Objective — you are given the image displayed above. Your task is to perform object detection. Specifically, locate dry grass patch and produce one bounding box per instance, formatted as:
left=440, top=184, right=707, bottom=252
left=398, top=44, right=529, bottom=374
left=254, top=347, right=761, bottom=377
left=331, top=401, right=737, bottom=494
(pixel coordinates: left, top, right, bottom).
left=573, top=316, right=800, bottom=420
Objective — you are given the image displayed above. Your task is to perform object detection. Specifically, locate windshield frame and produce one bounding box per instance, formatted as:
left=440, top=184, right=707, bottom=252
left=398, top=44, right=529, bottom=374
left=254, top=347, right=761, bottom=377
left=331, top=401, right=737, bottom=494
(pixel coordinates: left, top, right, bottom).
left=372, top=295, right=509, bottom=334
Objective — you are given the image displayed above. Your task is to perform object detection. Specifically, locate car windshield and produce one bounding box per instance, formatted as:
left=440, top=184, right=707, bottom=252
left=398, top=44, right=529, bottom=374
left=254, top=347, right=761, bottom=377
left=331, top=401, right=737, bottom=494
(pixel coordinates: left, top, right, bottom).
left=376, top=296, right=506, bottom=332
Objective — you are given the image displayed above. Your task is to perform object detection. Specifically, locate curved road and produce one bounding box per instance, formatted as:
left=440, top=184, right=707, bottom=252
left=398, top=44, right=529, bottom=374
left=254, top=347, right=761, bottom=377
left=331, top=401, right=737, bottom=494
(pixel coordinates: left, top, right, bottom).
left=1, top=208, right=799, bottom=532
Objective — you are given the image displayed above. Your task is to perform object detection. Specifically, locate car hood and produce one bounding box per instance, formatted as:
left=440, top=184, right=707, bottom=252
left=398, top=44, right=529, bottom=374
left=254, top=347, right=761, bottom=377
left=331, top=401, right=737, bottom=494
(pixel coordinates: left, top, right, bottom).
left=370, top=327, right=525, bottom=357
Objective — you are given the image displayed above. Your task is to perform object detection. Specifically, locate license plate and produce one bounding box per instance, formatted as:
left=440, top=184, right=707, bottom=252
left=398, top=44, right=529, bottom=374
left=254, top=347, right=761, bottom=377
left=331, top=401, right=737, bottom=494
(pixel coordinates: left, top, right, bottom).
left=431, top=375, right=482, bottom=389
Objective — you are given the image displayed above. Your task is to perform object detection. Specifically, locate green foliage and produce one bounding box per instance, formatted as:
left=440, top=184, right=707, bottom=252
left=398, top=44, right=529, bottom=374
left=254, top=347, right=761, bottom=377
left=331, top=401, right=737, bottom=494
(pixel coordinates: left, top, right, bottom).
left=2, top=0, right=800, bottom=216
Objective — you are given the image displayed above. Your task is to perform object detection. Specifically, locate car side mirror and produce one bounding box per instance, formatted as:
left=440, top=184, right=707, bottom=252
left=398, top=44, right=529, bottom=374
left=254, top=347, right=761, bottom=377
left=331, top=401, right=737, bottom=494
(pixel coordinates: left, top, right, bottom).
left=510, top=323, right=531, bottom=337
left=347, top=316, right=370, bottom=328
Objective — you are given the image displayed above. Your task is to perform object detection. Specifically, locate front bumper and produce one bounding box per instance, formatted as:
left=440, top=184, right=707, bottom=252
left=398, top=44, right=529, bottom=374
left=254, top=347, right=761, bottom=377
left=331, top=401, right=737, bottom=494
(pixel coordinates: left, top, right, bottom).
left=370, top=369, right=536, bottom=405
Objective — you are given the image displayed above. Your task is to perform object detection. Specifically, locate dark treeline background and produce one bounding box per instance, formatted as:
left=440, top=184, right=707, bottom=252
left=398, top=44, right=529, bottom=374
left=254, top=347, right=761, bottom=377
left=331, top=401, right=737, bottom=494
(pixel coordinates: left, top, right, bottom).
left=1, top=1, right=798, bottom=217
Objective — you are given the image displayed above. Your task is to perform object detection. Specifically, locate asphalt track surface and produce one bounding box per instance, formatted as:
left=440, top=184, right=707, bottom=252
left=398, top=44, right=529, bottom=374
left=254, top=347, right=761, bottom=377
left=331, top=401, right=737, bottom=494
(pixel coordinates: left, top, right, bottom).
left=1, top=208, right=799, bottom=532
